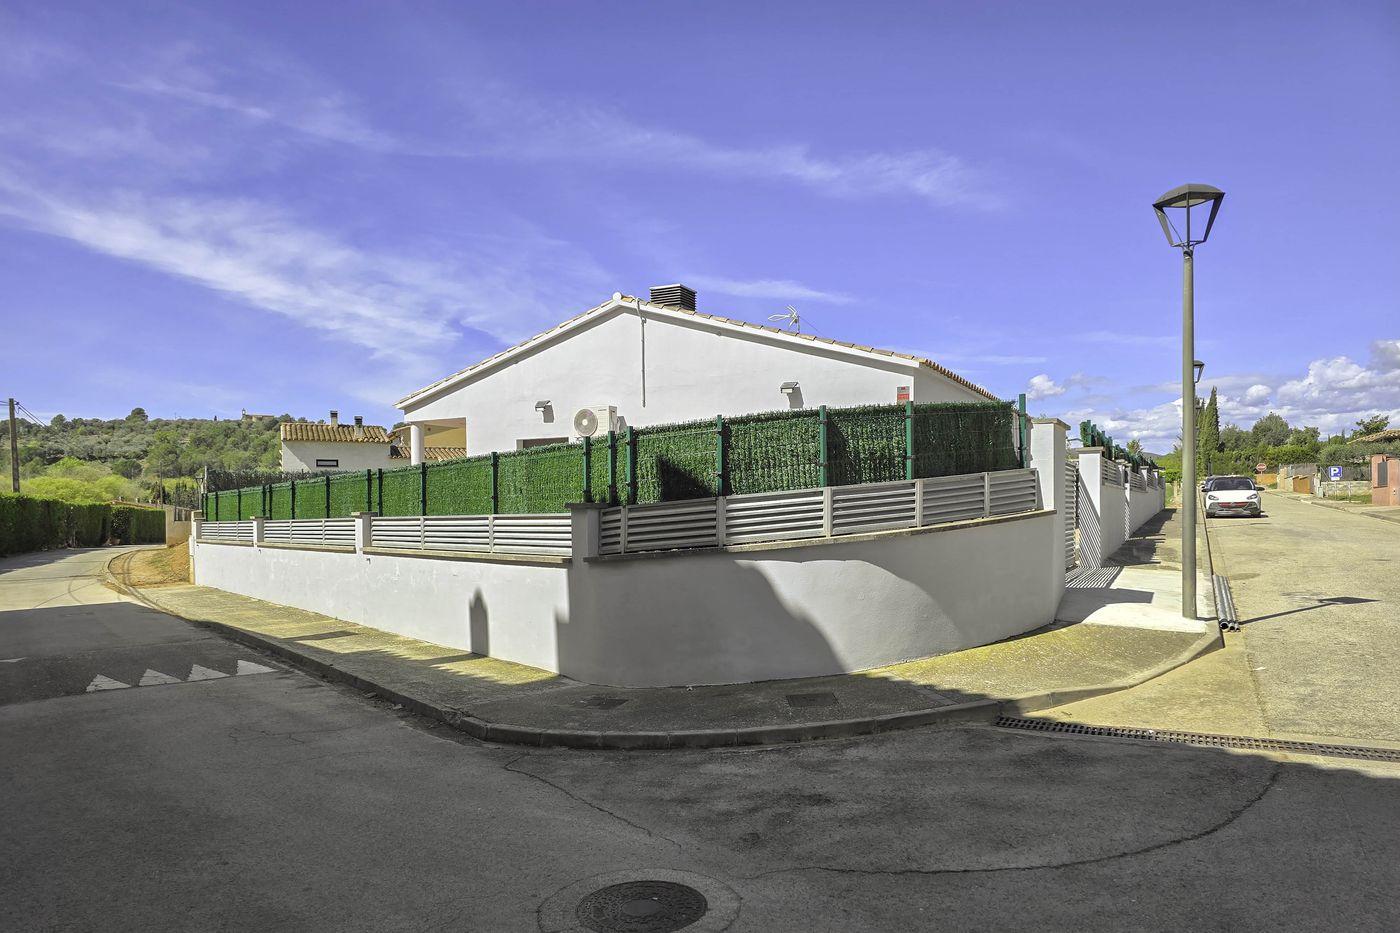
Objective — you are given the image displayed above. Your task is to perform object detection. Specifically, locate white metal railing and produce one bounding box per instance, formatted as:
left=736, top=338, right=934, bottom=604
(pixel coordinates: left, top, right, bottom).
left=1064, top=461, right=1079, bottom=569
left=198, top=520, right=254, bottom=542
left=1102, top=460, right=1123, bottom=486
left=598, top=469, right=1040, bottom=557
left=1129, top=472, right=1146, bottom=491
left=264, top=518, right=356, bottom=547
left=370, top=514, right=571, bottom=555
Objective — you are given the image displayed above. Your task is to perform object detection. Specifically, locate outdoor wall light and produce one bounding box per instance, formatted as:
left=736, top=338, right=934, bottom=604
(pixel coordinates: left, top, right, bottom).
left=534, top=400, right=551, bottom=411
left=1194, top=360, right=1205, bottom=384
left=780, top=382, right=800, bottom=395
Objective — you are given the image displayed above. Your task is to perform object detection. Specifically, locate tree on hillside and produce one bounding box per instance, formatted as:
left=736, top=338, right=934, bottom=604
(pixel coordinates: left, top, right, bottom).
left=1198, top=388, right=1222, bottom=474
left=146, top=430, right=185, bottom=477
left=126, top=407, right=148, bottom=423
left=50, top=414, right=66, bottom=428
left=110, top=457, right=143, bottom=479
left=1355, top=414, right=1390, bottom=435
left=1126, top=439, right=1143, bottom=457
left=1250, top=412, right=1291, bottom=447
left=1286, top=426, right=1321, bottom=446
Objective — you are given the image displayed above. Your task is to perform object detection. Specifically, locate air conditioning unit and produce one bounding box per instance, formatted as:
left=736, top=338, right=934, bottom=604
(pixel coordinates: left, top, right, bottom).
left=572, top=405, right=618, bottom=438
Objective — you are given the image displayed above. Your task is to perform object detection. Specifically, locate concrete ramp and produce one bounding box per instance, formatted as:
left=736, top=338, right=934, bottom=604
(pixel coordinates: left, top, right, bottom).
left=1059, top=566, right=1214, bottom=633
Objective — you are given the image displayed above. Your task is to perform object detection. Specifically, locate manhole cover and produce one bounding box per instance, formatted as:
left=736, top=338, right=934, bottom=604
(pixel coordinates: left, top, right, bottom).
left=575, top=881, right=707, bottom=932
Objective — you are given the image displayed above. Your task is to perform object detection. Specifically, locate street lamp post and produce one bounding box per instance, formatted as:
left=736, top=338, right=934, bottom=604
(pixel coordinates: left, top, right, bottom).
left=1153, top=183, right=1224, bottom=620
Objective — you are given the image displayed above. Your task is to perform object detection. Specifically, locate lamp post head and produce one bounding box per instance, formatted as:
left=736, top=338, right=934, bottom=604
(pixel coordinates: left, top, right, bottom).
left=1193, top=360, right=1206, bottom=384
left=1153, top=183, right=1224, bottom=249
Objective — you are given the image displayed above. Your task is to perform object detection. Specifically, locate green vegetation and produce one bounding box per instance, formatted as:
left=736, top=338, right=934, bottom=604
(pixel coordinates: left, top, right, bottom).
left=206, top=401, right=1020, bottom=520
left=1156, top=401, right=1399, bottom=483
left=0, top=493, right=165, bottom=557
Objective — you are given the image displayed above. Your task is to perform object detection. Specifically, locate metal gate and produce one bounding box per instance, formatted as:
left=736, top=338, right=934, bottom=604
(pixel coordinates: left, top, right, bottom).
left=1064, top=460, right=1078, bottom=569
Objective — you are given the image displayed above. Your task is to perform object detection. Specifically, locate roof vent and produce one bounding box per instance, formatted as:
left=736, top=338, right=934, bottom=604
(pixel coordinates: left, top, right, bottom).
left=329, top=410, right=339, bottom=426
left=353, top=415, right=364, bottom=439
left=649, top=283, right=696, bottom=311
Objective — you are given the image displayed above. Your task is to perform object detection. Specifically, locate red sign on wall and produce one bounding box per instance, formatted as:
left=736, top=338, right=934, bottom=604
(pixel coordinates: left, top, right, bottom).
left=896, top=385, right=910, bottom=402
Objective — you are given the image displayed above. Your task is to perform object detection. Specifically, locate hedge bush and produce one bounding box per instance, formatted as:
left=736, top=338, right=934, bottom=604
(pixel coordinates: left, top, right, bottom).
left=203, top=400, right=1021, bottom=518
left=0, top=494, right=165, bottom=557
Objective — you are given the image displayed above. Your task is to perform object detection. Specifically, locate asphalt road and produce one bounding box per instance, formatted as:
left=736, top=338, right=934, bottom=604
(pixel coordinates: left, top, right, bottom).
left=2, top=547, right=1398, bottom=932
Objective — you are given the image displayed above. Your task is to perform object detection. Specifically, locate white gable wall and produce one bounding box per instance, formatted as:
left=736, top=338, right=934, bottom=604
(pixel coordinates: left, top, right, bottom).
left=403, top=307, right=990, bottom=455
left=281, top=440, right=397, bottom=473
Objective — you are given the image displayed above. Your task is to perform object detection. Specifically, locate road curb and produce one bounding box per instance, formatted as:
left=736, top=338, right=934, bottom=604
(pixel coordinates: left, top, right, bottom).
left=105, top=552, right=1222, bottom=751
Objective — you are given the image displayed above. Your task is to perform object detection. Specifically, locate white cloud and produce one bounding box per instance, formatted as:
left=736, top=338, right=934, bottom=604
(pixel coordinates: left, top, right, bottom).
left=1026, top=374, right=1066, bottom=400
left=0, top=171, right=610, bottom=389
left=1242, top=384, right=1272, bottom=404
left=682, top=275, right=853, bottom=305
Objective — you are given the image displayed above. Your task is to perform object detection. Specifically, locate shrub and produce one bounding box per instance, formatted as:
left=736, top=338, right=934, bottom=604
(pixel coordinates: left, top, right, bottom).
left=0, top=494, right=164, bottom=557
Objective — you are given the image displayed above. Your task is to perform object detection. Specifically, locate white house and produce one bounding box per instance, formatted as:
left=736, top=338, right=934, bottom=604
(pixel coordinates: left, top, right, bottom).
left=279, top=412, right=466, bottom=472
left=395, top=285, right=1000, bottom=461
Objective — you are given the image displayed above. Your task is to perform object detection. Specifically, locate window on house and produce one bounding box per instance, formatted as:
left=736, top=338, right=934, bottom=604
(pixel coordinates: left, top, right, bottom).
left=315, top=458, right=339, bottom=468
left=517, top=437, right=569, bottom=449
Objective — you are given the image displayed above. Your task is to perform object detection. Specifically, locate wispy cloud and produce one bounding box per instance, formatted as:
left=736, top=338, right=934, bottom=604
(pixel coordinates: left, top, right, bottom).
left=0, top=168, right=609, bottom=380
left=683, top=275, right=853, bottom=305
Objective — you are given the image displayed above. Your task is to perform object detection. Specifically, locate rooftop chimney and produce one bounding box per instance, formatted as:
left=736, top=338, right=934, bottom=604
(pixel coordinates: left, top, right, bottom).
left=329, top=410, right=339, bottom=426
left=649, top=283, right=696, bottom=312
left=353, top=415, right=365, bottom=439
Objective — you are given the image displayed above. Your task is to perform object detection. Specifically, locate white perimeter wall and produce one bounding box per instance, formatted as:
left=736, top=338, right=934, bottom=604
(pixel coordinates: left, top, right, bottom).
left=403, top=304, right=989, bottom=455
left=191, top=510, right=1059, bottom=688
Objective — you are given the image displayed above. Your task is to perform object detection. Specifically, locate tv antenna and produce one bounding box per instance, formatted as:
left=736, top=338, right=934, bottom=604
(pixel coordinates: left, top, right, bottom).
left=768, top=305, right=802, bottom=333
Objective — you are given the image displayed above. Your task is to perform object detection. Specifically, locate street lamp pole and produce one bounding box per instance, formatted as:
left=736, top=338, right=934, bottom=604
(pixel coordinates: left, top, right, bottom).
left=1180, top=248, right=1196, bottom=620
left=1152, top=183, right=1224, bottom=621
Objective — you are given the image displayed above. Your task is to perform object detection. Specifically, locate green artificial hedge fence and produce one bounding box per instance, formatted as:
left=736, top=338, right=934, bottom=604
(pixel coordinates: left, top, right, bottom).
left=0, top=494, right=166, bottom=557
left=203, top=400, right=1022, bottom=520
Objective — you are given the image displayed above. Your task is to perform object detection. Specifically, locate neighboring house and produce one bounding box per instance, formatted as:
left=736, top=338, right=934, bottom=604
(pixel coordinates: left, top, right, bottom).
left=280, top=413, right=396, bottom=472
left=280, top=412, right=470, bottom=472
left=395, top=284, right=1000, bottom=460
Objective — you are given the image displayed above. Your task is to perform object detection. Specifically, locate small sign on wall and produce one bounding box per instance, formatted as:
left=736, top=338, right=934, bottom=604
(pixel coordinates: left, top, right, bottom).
left=1328, top=465, right=1343, bottom=480
left=896, top=386, right=910, bottom=402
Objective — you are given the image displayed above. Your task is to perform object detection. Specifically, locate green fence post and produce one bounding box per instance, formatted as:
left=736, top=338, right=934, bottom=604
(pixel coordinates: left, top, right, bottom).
left=904, top=401, right=915, bottom=481
left=818, top=405, right=830, bottom=487
left=324, top=474, right=331, bottom=517
left=376, top=469, right=383, bottom=515
left=715, top=415, right=727, bottom=496
left=290, top=479, right=297, bottom=519
left=606, top=431, right=618, bottom=505
left=236, top=487, right=242, bottom=519
left=489, top=452, right=499, bottom=514
left=582, top=436, right=593, bottom=503
left=1017, top=393, right=1029, bottom=469
left=625, top=426, right=637, bottom=505
left=420, top=462, right=428, bottom=516
left=365, top=470, right=372, bottom=512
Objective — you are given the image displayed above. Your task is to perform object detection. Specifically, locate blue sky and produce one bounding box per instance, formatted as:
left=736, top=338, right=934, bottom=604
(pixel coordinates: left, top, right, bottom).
left=3, top=0, right=1397, bottom=451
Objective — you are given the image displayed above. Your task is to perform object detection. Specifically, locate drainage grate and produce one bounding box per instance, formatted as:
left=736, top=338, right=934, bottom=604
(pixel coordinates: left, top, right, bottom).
left=575, top=880, right=707, bottom=932
left=995, top=716, right=1400, bottom=763
left=785, top=691, right=838, bottom=709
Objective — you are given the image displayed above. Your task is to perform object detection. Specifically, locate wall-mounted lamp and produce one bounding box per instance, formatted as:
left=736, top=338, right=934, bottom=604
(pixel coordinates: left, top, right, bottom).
left=780, top=382, right=800, bottom=396
left=1193, top=360, right=1205, bottom=385
left=534, top=400, right=551, bottom=412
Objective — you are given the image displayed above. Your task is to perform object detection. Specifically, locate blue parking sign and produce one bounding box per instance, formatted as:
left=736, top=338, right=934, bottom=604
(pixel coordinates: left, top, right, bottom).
left=1328, top=465, right=1343, bottom=480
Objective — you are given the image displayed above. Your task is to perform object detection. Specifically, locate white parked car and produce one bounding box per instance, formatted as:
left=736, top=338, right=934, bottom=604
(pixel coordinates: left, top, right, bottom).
left=1204, top=476, right=1263, bottom=518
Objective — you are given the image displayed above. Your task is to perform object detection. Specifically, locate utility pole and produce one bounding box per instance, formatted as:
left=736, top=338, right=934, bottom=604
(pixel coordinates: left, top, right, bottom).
left=7, top=398, right=19, bottom=493
left=1180, top=250, right=1197, bottom=621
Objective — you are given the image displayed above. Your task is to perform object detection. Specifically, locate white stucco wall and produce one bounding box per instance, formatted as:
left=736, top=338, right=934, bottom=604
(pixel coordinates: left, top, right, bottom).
left=191, top=510, right=1060, bottom=687
left=189, top=543, right=569, bottom=672
left=281, top=440, right=398, bottom=473
left=402, top=303, right=990, bottom=455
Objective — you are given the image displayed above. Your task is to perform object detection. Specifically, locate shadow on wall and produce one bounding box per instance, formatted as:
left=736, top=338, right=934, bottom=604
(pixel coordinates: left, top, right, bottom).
left=556, top=558, right=844, bottom=688
left=469, top=588, right=489, bottom=658
left=1079, top=496, right=1103, bottom=571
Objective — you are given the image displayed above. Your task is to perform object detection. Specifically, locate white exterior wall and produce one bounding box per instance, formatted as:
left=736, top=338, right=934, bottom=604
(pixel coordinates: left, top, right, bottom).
left=281, top=440, right=397, bottom=473
left=191, top=510, right=1059, bottom=688
left=190, top=542, right=569, bottom=671
left=402, top=305, right=988, bottom=455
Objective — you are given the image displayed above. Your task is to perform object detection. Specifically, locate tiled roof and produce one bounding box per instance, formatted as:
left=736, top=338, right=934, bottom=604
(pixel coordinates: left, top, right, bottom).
left=397, top=294, right=1000, bottom=407
left=390, top=446, right=470, bottom=462
left=280, top=422, right=391, bottom=444
left=1353, top=428, right=1400, bottom=444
